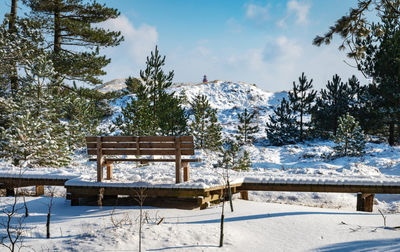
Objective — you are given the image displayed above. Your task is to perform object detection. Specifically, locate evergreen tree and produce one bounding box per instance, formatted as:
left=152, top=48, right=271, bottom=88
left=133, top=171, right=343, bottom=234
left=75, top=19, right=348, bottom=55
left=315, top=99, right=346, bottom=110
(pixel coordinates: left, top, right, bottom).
left=266, top=98, right=298, bottom=146
left=0, top=84, right=73, bottom=167
left=114, top=46, right=187, bottom=136
left=357, top=8, right=400, bottom=145
left=24, top=0, right=123, bottom=85
left=237, top=150, right=252, bottom=171
left=288, top=73, right=316, bottom=142
left=0, top=18, right=44, bottom=94
left=125, top=77, right=141, bottom=94
left=312, top=74, right=350, bottom=136
left=140, top=45, right=173, bottom=131
left=204, top=108, right=223, bottom=151
left=114, top=84, right=154, bottom=136
left=334, top=113, right=366, bottom=156
left=236, top=108, right=259, bottom=145
left=189, top=94, right=222, bottom=150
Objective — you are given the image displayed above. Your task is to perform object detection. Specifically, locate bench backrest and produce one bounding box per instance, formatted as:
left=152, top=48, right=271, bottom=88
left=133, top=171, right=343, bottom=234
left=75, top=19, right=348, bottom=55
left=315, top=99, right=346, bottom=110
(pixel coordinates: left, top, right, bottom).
left=86, top=136, right=195, bottom=157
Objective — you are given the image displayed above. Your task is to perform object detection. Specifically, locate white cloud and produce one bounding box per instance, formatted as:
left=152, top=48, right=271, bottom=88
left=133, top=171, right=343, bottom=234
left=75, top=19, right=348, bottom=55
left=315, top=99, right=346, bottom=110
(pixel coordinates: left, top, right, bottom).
left=100, top=15, right=158, bottom=64
left=287, top=0, right=310, bottom=24
left=245, top=3, right=270, bottom=21
left=278, top=0, right=311, bottom=27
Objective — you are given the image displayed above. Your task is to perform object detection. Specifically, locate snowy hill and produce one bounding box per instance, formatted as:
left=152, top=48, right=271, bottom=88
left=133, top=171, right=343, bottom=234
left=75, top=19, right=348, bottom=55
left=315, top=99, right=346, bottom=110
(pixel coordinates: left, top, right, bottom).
left=101, top=79, right=287, bottom=140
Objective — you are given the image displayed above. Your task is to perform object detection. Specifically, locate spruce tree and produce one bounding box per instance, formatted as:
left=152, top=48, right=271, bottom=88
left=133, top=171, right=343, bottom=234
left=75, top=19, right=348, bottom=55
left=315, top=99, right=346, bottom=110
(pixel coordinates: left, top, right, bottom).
left=236, top=108, right=259, bottom=145
left=266, top=98, right=298, bottom=146
left=24, top=0, right=123, bottom=85
left=334, top=113, right=366, bottom=157
left=288, top=73, right=316, bottom=142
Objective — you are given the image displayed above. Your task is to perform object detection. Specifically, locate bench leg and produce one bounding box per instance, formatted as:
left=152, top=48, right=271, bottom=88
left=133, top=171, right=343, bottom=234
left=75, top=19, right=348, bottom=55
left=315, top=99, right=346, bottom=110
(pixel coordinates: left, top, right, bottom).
left=183, top=162, right=189, bottom=182
left=36, top=185, right=44, bottom=196
left=106, top=164, right=113, bottom=180
left=357, top=193, right=374, bottom=212
left=97, top=188, right=104, bottom=207
left=240, top=191, right=249, bottom=200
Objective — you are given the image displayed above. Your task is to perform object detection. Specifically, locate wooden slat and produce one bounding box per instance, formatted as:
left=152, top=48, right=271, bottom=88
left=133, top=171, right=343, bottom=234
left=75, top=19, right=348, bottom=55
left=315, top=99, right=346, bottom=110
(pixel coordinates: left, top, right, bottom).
left=87, top=142, right=194, bottom=149
left=87, top=149, right=194, bottom=156
left=86, top=136, right=194, bottom=143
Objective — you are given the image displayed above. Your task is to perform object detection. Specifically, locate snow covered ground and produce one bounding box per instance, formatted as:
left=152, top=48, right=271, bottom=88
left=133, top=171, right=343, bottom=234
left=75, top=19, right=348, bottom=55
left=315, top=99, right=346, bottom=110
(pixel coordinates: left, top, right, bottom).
left=2, top=197, right=400, bottom=251
left=2, top=80, right=400, bottom=250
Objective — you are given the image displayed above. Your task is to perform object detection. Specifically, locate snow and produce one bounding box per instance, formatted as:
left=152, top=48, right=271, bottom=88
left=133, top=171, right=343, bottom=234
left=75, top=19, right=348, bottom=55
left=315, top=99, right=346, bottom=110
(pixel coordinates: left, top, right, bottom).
left=2, top=197, right=400, bottom=251
left=3, top=80, right=400, bottom=250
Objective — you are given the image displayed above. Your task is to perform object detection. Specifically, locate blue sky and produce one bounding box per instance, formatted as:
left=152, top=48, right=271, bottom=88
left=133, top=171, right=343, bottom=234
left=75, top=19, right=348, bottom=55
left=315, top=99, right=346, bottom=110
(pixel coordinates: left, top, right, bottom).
left=1, top=0, right=367, bottom=91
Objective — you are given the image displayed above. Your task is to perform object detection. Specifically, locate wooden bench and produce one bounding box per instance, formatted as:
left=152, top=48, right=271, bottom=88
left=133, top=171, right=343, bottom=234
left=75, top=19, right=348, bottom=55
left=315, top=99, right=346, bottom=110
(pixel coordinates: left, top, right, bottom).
left=86, top=136, right=200, bottom=183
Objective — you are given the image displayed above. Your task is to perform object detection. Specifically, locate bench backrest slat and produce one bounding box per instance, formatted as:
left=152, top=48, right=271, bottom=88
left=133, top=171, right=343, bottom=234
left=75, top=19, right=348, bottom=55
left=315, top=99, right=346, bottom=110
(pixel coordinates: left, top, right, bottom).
left=86, top=136, right=195, bottom=156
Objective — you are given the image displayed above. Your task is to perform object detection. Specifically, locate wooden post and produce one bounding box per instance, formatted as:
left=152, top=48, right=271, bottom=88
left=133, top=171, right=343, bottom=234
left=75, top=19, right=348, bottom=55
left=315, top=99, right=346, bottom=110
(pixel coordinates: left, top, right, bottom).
left=357, top=193, right=374, bottom=212
left=97, top=137, right=104, bottom=182
left=97, top=188, right=104, bottom=207
left=183, top=162, right=189, bottom=182
left=240, top=191, right=249, bottom=200
left=35, top=185, right=44, bottom=196
left=175, top=137, right=182, bottom=184
left=106, top=163, right=112, bottom=180
left=6, top=188, right=14, bottom=197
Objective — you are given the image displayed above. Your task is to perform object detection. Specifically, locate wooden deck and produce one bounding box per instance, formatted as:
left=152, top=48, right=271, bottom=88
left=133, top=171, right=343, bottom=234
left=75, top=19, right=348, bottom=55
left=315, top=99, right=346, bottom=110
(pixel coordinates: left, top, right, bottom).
left=2, top=173, right=400, bottom=211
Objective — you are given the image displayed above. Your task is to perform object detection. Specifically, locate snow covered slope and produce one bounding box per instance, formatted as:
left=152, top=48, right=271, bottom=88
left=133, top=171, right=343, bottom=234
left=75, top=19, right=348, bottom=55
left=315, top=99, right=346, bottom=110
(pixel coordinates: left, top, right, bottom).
left=102, top=79, right=287, bottom=140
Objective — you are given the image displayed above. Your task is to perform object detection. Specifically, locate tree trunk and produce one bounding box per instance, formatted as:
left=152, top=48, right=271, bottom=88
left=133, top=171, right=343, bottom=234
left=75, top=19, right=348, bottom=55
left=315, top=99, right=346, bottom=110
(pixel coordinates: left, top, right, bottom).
left=9, top=0, right=18, bottom=92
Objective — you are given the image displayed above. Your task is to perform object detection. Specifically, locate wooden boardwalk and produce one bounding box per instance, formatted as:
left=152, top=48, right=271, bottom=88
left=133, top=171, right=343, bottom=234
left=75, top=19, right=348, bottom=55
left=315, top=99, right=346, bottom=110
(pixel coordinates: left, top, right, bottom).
left=2, top=173, right=400, bottom=211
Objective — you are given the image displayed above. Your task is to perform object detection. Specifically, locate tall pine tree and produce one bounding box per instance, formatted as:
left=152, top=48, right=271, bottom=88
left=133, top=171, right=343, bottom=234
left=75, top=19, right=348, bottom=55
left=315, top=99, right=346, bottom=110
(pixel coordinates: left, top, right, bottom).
left=288, top=73, right=316, bottom=142
left=24, top=0, right=123, bottom=85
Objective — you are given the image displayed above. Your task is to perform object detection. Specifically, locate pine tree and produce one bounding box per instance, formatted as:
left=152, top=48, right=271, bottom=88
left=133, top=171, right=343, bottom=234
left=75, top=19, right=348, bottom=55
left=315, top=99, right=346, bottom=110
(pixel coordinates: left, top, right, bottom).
left=237, top=150, right=252, bottom=171
left=312, top=74, right=350, bottom=137
left=266, top=98, right=298, bottom=146
left=204, top=108, right=223, bottom=151
left=114, top=84, right=154, bottom=136
left=236, top=108, right=259, bottom=145
left=357, top=9, right=400, bottom=145
left=189, top=94, right=222, bottom=150
left=0, top=18, right=44, bottom=94
left=115, top=46, right=187, bottom=136
left=140, top=45, right=174, bottom=132
left=24, top=0, right=123, bottom=85
left=190, top=94, right=211, bottom=148
left=334, top=113, right=366, bottom=156
left=0, top=85, right=73, bottom=167
left=288, top=73, right=316, bottom=142
left=125, top=77, right=141, bottom=94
